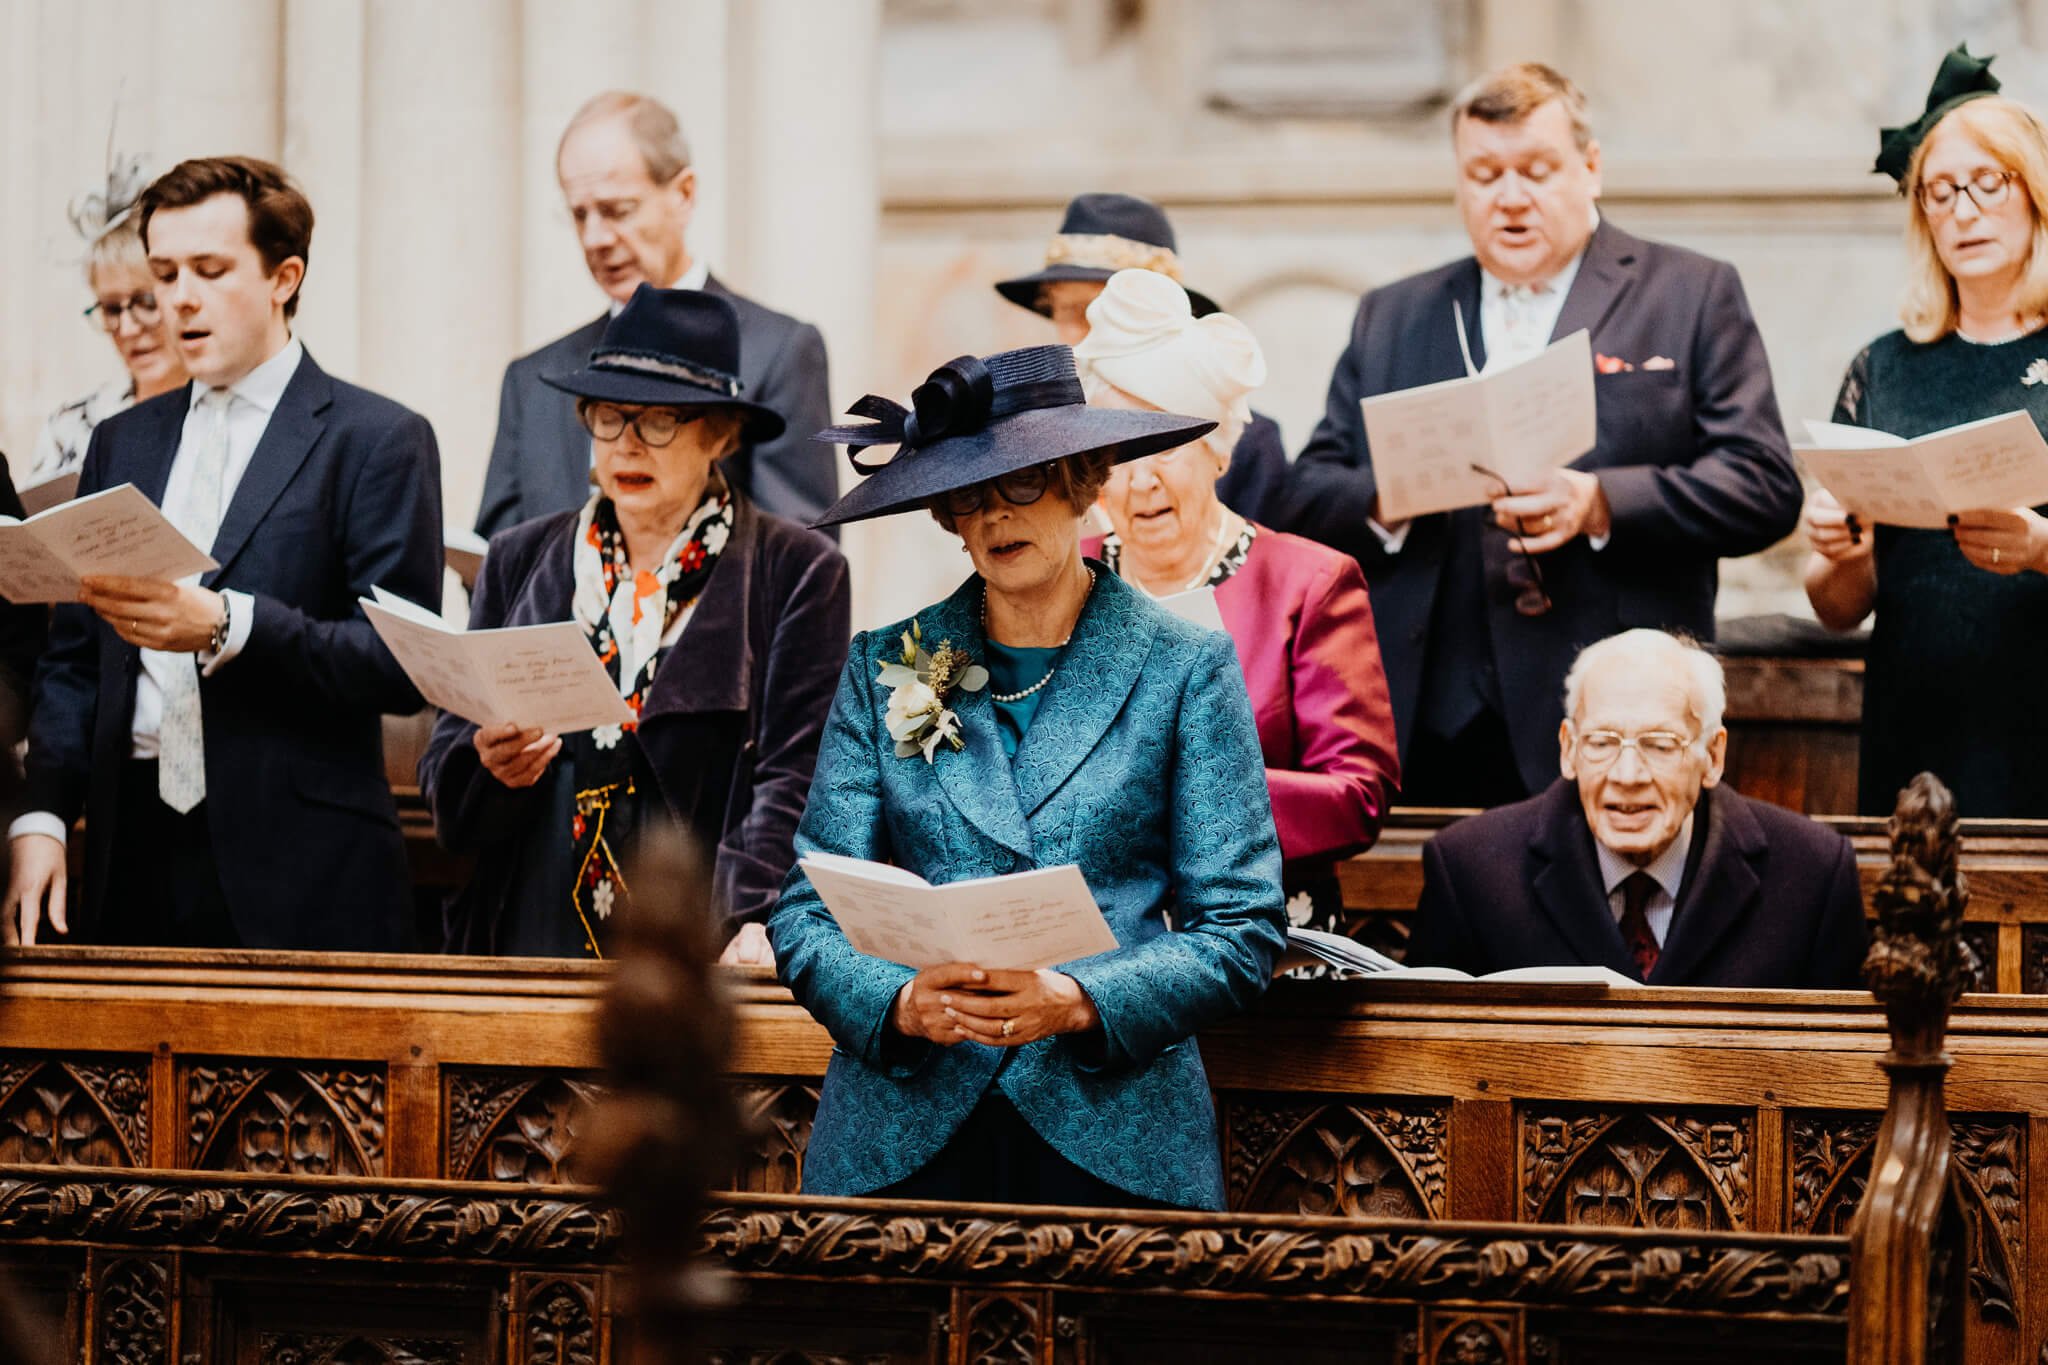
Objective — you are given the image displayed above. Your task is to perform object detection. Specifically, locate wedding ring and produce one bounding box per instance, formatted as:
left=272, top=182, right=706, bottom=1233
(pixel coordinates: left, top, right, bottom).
left=1539, top=515, right=1553, bottom=533
left=1001, top=1019, right=1014, bottom=1038
left=1996, top=548, right=2003, bottom=565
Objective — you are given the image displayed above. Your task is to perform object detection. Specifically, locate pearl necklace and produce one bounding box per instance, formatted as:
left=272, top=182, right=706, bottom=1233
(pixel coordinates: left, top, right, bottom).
left=984, top=568, right=1095, bottom=703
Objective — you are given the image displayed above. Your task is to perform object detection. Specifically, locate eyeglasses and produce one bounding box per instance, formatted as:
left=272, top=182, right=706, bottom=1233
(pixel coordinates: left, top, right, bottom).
left=1469, top=463, right=1553, bottom=617
left=1573, top=729, right=1696, bottom=770
left=1917, top=168, right=2018, bottom=215
left=577, top=402, right=705, bottom=447
left=83, top=291, right=160, bottom=334
left=941, top=463, right=1054, bottom=517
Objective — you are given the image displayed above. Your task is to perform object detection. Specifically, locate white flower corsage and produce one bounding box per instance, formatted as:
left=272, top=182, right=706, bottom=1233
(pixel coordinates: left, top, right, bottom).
left=876, top=620, right=988, bottom=762
left=2024, top=358, right=2048, bottom=388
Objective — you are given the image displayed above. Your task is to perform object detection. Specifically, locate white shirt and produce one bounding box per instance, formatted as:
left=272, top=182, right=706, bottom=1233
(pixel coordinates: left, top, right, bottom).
left=1594, top=812, right=1693, bottom=949
left=1369, top=215, right=1599, bottom=555
left=9, top=337, right=302, bottom=846
left=607, top=257, right=710, bottom=317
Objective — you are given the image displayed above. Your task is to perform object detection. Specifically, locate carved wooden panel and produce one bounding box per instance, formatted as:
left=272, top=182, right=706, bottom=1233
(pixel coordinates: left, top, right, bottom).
left=514, top=1273, right=601, bottom=1365
left=1520, top=1106, right=1751, bottom=1230
left=255, top=1331, right=463, bottom=1363
left=94, top=1254, right=172, bottom=1365
left=444, top=1065, right=605, bottom=1184
left=1421, top=1307, right=1519, bottom=1365
left=0, top=1054, right=149, bottom=1167
left=730, top=1083, right=819, bottom=1193
left=1786, top=1109, right=2023, bottom=1323
left=184, top=1062, right=385, bottom=1175
left=1225, top=1096, right=1448, bottom=1218
left=959, top=1290, right=1042, bottom=1364
left=1959, top=921, right=1997, bottom=992
left=2023, top=923, right=2048, bottom=994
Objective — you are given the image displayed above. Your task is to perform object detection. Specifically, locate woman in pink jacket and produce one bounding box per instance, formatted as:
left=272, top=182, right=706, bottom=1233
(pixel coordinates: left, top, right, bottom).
left=1077, top=268, right=1401, bottom=930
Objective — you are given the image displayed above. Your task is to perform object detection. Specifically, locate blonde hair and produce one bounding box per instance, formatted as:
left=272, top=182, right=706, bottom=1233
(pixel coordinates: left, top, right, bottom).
left=1901, top=97, right=2048, bottom=343
left=84, top=216, right=147, bottom=287
left=1451, top=62, right=1593, bottom=151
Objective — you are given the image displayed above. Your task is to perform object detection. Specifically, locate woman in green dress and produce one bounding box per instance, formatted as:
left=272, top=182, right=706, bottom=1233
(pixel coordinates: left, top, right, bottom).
left=1804, top=47, right=2048, bottom=816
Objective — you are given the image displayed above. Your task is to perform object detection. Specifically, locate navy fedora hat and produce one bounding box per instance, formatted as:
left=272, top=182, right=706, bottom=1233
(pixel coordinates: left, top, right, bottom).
left=809, top=345, right=1215, bottom=528
left=542, top=284, right=786, bottom=441
left=995, top=192, right=1222, bottom=319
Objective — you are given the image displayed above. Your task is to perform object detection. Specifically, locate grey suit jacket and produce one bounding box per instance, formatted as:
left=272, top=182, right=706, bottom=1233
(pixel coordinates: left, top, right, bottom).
left=474, top=275, right=837, bottom=536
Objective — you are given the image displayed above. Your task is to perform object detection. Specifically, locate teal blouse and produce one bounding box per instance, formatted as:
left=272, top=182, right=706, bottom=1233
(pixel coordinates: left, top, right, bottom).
left=983, top=638, right=1063, bottom=756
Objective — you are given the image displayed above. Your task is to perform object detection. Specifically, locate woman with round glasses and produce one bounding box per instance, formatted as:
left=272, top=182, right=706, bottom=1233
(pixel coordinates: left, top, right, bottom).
left=29, top=158, right=189, bottom=487
left=1074, top=269, right=1399, bottom=938
left=1803, top=47, right=2048, bottom=815
left=770, top=344, right=1286, bottom=1209
left=419, top=285, right=849, bottom=960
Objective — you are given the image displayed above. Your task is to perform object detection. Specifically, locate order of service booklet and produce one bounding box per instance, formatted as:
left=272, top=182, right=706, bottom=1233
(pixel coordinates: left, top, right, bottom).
left=798, top=851, right=1120, bottom=971
left=1284, top=926, right=1638, bottom=987
left=360, top=586, right=634, bottom=736
left=0, top=482, right=216, bottom=603
left=1795, top=412, right=2048, bottom=529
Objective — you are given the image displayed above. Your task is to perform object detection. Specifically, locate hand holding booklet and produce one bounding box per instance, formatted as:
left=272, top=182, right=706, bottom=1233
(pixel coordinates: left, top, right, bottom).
left=0, top=482, right=217, bottom=603
left=799, top=851, right=1119, bottom=971
left=1283, top=927, right=1637, bottom=987
left=361, top=587, right=633, bottom=736
left=1795, top=411, right=2048, bottom=528
left=1363, top=328, right=1598, bottom=522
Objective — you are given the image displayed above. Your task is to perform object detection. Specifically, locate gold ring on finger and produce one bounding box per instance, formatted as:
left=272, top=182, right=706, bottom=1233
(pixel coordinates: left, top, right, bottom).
left=1001, top=1018, right=1014, bottom=1038
left=1995, top=548, right=2003, bottom=566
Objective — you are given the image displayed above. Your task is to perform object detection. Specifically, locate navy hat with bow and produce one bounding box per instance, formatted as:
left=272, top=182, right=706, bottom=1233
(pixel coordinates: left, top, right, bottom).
left=542, top=284, right=786, bottom=441
left=995, top=193, right=1222, bottom=319
left=809, top=345, right=1215, bottom=528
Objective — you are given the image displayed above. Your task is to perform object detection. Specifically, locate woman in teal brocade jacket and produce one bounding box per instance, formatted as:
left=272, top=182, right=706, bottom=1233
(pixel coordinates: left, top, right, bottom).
left=770, top=344, right=1287, bottom=1209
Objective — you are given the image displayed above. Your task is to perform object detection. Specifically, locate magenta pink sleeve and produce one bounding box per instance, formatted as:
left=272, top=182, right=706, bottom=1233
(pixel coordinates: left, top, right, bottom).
left=1265, top=555, right=1400, bottom=862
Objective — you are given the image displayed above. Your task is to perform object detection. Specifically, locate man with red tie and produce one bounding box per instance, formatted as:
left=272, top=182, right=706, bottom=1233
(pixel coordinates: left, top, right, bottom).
left=1407, top=630, right=1867, bottom=988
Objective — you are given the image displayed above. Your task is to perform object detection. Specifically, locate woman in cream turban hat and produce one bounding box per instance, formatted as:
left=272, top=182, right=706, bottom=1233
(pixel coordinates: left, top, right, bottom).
left=1077, top=267, right=1404, bottom=934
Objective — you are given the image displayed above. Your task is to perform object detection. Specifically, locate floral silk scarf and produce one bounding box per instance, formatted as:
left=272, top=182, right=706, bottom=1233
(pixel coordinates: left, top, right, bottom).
left=561, top=487, right=733, bottom=955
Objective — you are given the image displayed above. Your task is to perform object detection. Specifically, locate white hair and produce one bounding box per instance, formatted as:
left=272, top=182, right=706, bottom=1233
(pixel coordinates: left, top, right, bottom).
left=1561, top=629, right=1725, bottom=750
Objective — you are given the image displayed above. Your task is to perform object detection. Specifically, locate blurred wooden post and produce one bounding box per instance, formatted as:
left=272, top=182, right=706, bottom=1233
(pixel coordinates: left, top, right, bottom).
left=1849, top=773, right=1971, bottom=1364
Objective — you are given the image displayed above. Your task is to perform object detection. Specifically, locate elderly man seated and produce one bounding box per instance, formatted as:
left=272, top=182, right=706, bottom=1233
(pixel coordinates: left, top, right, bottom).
left=1407, top=629, right=1867, bottom=988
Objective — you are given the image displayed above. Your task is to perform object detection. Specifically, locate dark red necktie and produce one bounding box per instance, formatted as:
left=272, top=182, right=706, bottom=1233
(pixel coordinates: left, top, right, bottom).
left=1618, top=871, right=1661, bottom=981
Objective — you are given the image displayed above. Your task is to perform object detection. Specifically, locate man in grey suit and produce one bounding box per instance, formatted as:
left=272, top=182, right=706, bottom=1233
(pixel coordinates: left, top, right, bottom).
left=475, top=91, right=836, bottom=537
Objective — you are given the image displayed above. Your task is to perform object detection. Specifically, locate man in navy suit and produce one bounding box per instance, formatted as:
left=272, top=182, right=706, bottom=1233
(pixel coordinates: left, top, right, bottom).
left=1286, top=62, right=1801, bottom=807
left=474, top=91, right=835, bottom=537
left=4, top=156, right=442, bottom=951
left=1408, top=630, right=1867, bottom=988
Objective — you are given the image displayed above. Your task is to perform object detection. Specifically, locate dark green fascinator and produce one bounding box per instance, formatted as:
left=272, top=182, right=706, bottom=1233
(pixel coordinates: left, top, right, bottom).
left=1876, top=44, right=2002, bottom=183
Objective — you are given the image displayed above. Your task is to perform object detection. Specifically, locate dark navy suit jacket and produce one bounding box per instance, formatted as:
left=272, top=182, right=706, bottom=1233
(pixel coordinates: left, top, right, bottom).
left=1408, top=781, right=1868, bottom=988
left=474, top=276, right=836, bottom=537
left=1285, top=221, right=1801, bottom=791
left=23, top=352, right=443, bottom=950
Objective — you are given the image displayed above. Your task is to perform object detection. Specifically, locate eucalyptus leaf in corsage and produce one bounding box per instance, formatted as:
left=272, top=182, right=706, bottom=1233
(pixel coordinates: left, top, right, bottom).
left=876, top=619, right=988, bottom=762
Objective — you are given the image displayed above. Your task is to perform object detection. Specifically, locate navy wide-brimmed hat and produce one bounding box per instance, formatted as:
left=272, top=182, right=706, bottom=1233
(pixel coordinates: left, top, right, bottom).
left=542, top=284, right=786, bottom=441
left=809, top=345, right=1216, bottom=528
left=995, top=193, right=1222, bottom=319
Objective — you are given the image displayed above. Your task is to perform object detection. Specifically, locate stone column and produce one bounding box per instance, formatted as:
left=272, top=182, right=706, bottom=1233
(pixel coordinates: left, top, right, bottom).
left=358, top=0, right=521, bottom=530
left=731, top=0, right=947, bottom=628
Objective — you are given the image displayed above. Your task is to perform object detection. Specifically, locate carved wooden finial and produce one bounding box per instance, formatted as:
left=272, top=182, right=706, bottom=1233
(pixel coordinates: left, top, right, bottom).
left=1863, top=771, right=1971, bottom=1047
left=583, top=830, right=741, bottom=1361
left=1848, top=771, right=1969, bottom=1364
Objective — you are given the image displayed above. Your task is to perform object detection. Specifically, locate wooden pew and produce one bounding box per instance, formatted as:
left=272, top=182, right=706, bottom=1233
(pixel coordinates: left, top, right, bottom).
left=0, top=944, right=1988, bottom=1362
left=1338, top=810, right=2048, bottom=992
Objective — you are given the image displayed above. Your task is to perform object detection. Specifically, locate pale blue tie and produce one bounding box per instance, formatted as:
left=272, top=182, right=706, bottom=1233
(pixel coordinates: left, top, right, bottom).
left=157, top=389, right=231, bottom=813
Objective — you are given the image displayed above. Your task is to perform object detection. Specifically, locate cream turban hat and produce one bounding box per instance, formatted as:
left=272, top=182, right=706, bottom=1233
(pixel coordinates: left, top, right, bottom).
left=1072, top=269, right=1266, bottom=458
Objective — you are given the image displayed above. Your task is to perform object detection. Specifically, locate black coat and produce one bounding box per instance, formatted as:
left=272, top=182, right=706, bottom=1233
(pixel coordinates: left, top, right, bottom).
left=23, top=354, right=443, bottom=949
left=421, top=494, right=849, bottom=954
left=0, top=459, right=50, bottom=772
left=1284, top=220, right=1802, bottom=791
left=1408, top=781, right=1868, bottom=989
left=473, top=276, right=837, bottom=537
